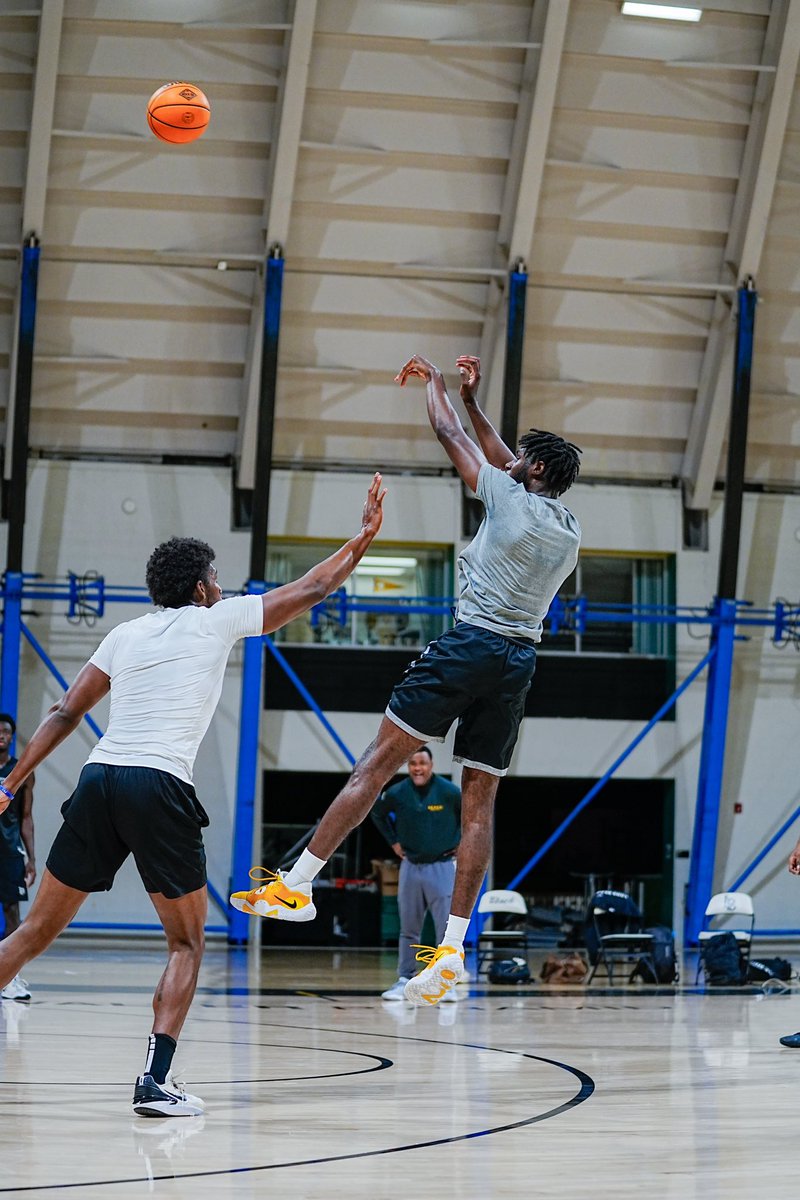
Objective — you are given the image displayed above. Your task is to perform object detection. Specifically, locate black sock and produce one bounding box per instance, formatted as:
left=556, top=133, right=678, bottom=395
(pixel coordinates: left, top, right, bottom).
left=142, top=1033, right=177, bottom=1085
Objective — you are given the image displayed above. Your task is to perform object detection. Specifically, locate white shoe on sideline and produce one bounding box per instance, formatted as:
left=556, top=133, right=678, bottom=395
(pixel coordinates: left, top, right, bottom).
left=1, top=975, right=31, bottom=1001
left=380, top=977, right=410, bottom=1001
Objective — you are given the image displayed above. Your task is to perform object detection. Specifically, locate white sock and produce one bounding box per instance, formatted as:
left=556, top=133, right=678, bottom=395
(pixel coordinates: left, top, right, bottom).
left=442, top=914, right=470, bottom=951
left=283, top=848, right=327, bottom=887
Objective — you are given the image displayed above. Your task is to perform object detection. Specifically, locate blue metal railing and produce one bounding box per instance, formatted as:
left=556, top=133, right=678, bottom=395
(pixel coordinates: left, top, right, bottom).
left=3, top=572, right=800, bottom=942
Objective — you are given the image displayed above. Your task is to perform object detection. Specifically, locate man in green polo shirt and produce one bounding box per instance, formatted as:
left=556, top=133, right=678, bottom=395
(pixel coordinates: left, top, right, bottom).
left=372, top=747, right=461, bottom=1001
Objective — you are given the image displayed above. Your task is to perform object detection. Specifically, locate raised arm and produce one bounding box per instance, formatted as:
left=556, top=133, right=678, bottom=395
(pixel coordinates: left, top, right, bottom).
left=456, top=355, right=516, bottom=469
left=260, top=472, right=387, bottom=635
left=395, top=355, right=485, bottom=492
left=0, top=665, right=111, bottom=806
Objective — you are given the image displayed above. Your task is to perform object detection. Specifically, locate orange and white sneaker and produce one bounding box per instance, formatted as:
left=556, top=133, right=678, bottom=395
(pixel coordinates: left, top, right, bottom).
left=229, top=868, right=316, bottom=922
left=404, top=944, right=465, bottom=1006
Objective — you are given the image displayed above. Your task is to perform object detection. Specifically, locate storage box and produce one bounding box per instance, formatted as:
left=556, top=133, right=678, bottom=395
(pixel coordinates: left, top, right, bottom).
left=371, top=858, right=400, bottom=896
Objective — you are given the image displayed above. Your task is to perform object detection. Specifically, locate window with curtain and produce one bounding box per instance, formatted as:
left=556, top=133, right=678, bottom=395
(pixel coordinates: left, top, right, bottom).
left=266, top=541, right=452, bottom=648
left=546, top=553, right=676, bottom=657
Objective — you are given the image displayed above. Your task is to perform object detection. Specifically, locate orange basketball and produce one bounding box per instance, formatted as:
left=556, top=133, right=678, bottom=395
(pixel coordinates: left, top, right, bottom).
left=146, top=82, right=210, bottom=144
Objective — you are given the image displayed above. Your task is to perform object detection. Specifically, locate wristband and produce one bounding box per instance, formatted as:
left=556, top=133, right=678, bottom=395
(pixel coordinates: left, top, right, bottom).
left=0, top=783, right=14, bottom=802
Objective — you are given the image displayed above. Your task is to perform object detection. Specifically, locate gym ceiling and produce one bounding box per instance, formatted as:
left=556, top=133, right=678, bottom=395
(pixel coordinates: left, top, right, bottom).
left=1, top=0, right=798, bottom=502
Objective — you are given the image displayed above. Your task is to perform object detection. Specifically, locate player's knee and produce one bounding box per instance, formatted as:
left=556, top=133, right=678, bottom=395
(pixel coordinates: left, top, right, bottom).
left=186, top=931, right=205, bottom=962
left=167, top=927, right=204, bottom=962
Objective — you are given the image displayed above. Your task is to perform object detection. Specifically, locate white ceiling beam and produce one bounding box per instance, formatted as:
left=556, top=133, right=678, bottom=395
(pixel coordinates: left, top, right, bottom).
left=237, top=0, right=317, bottom=490
left=479, top=0, right=570, bottom=424
left=21, top=0, right=63, bottom=236
left=682, top=0, right=800, bottom=511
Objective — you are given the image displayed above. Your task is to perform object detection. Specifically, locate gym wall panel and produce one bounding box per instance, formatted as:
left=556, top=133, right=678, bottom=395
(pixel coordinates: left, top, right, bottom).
left=5, top=462, right=800, bottom=934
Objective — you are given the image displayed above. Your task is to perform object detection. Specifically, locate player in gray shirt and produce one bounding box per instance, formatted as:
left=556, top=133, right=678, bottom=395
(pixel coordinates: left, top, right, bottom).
left=231, top=353, right=581, bottom=1006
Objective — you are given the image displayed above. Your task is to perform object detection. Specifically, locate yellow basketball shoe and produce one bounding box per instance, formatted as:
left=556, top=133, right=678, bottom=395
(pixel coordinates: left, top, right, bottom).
left=404, top=945, right=465, bottom=1006
left=229, top=868, right=316, bottom=922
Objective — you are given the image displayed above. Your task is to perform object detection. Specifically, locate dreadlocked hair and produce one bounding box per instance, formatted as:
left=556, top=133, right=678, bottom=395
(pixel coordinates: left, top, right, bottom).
left=145, top=536, right=216, bottom=609
left=518, top=429, right=582, bottom=497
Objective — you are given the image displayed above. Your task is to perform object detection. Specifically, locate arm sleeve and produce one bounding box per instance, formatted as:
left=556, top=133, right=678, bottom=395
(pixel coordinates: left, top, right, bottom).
left=205, top=594, right=264, bottom=646
left=371, top=791, right=398, bottom=847
left=88, top=625, right=121, bottom=676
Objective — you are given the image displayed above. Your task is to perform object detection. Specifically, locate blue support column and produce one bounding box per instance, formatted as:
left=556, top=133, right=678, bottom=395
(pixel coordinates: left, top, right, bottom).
left=684, top=599, right=737, bottom=945
left=229, top=246, right=284, bottom=944
left=6, top=239, right=40, bottom=574
left=500, top=262, right=528, bottom=454
left=1, top=238, right=41, bottom=724
left=229, top=585, right=266, bottom=946
left=249, top=248, right=283, bottom=585
left=684, top=282, right=757, bottom=945
left=0, top=572, right=22, bottom=722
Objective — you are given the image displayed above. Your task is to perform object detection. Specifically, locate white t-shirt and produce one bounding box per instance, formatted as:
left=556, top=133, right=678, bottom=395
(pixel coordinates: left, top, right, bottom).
left=86, top=594, right=264, bottom=783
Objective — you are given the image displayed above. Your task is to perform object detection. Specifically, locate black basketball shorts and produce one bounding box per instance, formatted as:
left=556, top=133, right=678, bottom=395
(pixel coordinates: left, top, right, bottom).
left=47, top=764, right=210, bottom=899
left=0, top=851, right=27, bottom=907
left=385, top=622, right=537, bottom=776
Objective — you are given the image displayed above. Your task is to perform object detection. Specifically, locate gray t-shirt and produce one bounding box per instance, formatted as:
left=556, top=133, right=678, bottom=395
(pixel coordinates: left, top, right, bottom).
left=456, top=463, right=581, bottom=644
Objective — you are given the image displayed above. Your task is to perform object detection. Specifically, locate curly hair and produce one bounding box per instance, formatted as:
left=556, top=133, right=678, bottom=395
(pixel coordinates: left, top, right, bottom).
left=518, top=429, right=582, bottom=497
left=145, top=537, right=216, bottom=609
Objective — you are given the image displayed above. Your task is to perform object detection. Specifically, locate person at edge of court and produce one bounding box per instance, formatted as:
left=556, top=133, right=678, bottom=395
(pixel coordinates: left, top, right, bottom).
left=373, top=746, right=461, bottom=1002
left=231, top=353, right=582, bottom=1007
left=0, top=473, right=386, bottom=1117
left=0, top=713, right=35, bottom=1002
left=778, top=834, right=800, bottom=1047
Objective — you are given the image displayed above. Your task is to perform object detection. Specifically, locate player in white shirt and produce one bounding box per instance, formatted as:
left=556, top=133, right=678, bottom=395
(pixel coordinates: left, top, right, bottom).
left=0, top=473, right=385, bottom=1117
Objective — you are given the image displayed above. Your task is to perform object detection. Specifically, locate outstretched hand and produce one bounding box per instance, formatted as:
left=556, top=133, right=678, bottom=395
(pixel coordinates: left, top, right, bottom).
left=457, top=355, right=481, bottom=404
left=361, top=472, right=387, bottom=539
left=789, top=841, right=800, bottom=875
left=394, top=355, right=440, bottom=386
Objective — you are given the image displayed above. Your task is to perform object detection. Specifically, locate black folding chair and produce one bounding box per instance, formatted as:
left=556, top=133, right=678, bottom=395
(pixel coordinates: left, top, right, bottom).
left=586, top=890, right=657, bottom=984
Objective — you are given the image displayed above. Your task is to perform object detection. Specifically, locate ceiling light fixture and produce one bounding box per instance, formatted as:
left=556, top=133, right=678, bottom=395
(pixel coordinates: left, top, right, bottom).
left=621, top=3, right=702, bottom=20
left=358, top=556, right=418, bottom=569
left=354, top=566, right=407, bottom=577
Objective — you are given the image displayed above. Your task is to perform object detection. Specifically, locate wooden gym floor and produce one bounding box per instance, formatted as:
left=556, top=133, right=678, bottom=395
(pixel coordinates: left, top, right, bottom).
left=0, top=937, right=797, bottom=1198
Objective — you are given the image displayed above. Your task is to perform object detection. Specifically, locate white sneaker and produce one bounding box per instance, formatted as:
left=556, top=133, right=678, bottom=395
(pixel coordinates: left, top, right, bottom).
left=132, top=1070, right=205, bottom=1118
left=1, top=975, right=31, bottom=1001
left=380, top=977, right=410, bottom=1001
left=404, top=945, right=465, bottom=1007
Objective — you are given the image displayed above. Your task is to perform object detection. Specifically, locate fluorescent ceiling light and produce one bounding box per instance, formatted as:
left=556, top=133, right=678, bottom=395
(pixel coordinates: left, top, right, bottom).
left=354, top=566, right=407, bottom=576
left=359, top=556, right=418, bottom=568
left=621, top=3, right=702, bottom=20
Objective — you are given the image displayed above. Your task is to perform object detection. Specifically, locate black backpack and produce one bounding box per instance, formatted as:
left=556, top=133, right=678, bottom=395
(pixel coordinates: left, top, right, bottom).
left=634, top=926, right=679, bottom=984
left=701, top=931, right=747, bottom=985
left=747, top=957, right=792, bottom=983
left=488, top=957, right=531, bottom=984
